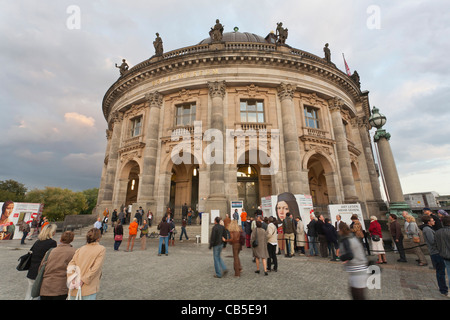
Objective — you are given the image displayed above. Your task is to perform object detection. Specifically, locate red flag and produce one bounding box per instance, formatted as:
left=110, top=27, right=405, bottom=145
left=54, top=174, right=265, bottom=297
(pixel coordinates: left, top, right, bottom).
left=342, top=53, right=351, bottom=76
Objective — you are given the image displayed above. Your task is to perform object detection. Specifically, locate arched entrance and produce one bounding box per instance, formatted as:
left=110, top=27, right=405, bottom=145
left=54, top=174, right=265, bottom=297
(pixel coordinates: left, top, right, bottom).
left=167, top=155, right=200, bottom=219
left=123, top=160, right=140, bottom=207
left=237, top=164, right=259, bottom=213
left=306, top=153, right=335, bottom=216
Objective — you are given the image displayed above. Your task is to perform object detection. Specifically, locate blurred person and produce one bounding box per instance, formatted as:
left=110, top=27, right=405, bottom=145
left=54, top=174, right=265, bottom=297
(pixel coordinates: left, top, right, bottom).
left=224, top=220, right=243, bottom=277
left=389, top=214, right=407, bottom=262
left=251, top=220, right=269, bottom=276
left=339, top=222, right=368, bottom=300
left=405, top=215, right=427, bottom=266
left=125, top=218, right=138, bottom=252
left=435, top=216, right=450, bottom=295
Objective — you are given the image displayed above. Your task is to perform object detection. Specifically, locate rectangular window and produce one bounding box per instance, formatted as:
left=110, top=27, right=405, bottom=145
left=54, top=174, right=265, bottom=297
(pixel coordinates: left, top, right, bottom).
left=175, top=103, right=196, bottom=126
left=304, top=106, right=320, bottom=129
left=130, top=116, right=142, bottom=137
left=240, top=100, right=264, bottom=123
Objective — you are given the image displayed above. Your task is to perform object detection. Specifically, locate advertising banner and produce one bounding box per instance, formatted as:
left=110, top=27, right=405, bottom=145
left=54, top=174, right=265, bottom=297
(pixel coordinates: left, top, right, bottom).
left=0, top=202, right=44, bottom=240
left=328, top=203, right=366, bottom=231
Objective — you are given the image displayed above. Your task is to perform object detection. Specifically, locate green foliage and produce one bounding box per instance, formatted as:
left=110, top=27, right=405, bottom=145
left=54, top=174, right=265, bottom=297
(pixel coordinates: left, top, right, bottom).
left=0, top=179, right=27, bottom=202
left=80, top=188, right=99, bottom=215
left=25, top=187, right=88, bottom=221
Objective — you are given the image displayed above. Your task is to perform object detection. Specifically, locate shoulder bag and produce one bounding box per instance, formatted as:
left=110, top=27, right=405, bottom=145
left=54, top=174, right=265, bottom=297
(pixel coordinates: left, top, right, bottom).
left=31, top=248, right=54, bottom=298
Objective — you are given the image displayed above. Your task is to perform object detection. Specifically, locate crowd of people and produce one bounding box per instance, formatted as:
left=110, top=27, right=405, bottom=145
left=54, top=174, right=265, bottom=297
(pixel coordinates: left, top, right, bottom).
left=13, top=201, right=450, bottom=300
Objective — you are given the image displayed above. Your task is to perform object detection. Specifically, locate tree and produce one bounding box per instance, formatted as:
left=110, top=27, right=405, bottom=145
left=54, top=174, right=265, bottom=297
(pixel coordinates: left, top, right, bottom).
left=25, top=187, right=88, bottom=221
left=81, top=188, right=99, bottom=215
left=0, top=179, right=27, bottom=202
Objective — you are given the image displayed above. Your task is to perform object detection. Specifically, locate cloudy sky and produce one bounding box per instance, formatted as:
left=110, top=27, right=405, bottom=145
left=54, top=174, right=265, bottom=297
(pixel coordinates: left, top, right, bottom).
left=0, top=0, right=449, bottom=198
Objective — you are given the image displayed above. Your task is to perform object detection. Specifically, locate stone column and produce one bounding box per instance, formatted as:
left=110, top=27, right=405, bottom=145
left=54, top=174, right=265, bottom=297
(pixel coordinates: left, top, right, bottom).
left=96, top=129, right=113, bottom=207
left=204, top=81, right=228, bottom=217
left=138, top=92, right=163, bottom=211
left=328, top=97, right=358, bottom=203
left=102, top=111, right=124, bottom=204
left=277, top=83, right=303, bottom=194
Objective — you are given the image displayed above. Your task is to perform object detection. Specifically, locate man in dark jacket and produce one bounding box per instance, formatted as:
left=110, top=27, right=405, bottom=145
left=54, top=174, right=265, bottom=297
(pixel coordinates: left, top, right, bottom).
left=316, top=215, right=328, bottom=258
left=389, top=213, right=407, bottom=262
left=307, top=215, right=319, bottom=256
left=324, top=218, right=339, bottom=261
left=209, top=216, right=228, bottom=278
left=283, top=213, right=295, bottom=257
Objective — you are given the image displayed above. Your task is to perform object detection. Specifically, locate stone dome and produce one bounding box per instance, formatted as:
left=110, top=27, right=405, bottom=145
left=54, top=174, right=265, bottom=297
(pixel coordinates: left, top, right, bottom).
left=198, top=31, right=269, bottom=45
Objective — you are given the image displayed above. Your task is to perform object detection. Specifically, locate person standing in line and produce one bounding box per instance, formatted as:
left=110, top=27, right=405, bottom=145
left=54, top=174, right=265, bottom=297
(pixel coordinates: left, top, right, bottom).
left=251, top=220, right=269, bottom=275
left=405, top=215, right=427, bottom=266
left=67, top=228, right=106, bottom=300
left=209, top=216, right=228, bottom=278
left=338, top=222, right=368, bottom=300
left=224, top=220, right=243, bottom=277
left=307, top=214, right=319, bottom=256
left=266, top=217, right=278, bottom=272
left=435, top=215, right=450, bottom=295
left=113, top=220, right=123, bottom=251
left=368, top=216, right=387, bottom=264
left=421, top=215, right=448, bottom=297
left=282, top=212, right=295, bottom=258
left=423, top=208, right=443, bottom=231
left=324, top=218, right=339, bottom=261
left=158, top=216, right=170, bottom=256
left=244, top=217, right=252, bottom=248
left=316, top=214, right=328, bottom=258
left=295, top=216, right=306, bottom=256
left=24, top=223, right=58, bottom=300
left=125, top=218, right=138, bottom=252
left=94, top=217, right=102, bottom=234
left=389, top=214, right=407, bottom=262
left=179, top=218, right=189, bottom=242
left=140, top=219, right=149, bottom=250
left=39, top=231, right=76, bottom=300
left=187, top=207, right=193, bottom=225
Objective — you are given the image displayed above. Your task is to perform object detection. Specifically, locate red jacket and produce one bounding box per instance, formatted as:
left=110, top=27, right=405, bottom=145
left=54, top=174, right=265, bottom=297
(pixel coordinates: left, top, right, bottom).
left=369, top=220, right=382, bottom=238
left=129, top=221, right=138, bottom=235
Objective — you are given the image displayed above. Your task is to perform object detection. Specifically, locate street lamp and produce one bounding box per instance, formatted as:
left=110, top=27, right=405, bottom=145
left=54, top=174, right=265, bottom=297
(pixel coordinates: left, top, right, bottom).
left=369, top=106, right=411, bottom=218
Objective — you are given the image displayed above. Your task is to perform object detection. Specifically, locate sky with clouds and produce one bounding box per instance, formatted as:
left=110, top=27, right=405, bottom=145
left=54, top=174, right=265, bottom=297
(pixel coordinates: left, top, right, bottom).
left=0, top=0, right=449, bottom=198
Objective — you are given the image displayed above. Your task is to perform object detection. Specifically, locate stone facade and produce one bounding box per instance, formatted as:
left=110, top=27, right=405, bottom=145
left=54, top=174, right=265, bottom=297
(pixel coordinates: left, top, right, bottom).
left=96, top=30, right=385, bottom=220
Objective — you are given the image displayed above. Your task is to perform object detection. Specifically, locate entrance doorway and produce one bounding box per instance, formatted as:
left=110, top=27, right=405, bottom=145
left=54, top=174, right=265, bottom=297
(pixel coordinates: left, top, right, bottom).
left=237, top=164, right=259, bottom=214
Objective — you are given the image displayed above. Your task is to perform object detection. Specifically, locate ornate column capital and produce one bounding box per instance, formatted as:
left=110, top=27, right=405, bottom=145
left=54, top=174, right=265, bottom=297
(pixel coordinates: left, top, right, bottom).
left=327, top=96, right=344, bottom=112
left=145, top=91, right=163, bottom=108
left=277, top=82, right=295, bottom=101
left=208, top=80, right=226, bottom=98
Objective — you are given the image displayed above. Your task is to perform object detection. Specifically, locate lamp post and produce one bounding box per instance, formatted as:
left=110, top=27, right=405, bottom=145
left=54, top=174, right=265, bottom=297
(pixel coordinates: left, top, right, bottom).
left=368, top=107, right=411, bottom=218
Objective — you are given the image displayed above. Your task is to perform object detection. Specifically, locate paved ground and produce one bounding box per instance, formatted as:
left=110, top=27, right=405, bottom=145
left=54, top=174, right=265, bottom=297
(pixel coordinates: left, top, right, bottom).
left=1, top=223, right=449, bottom=302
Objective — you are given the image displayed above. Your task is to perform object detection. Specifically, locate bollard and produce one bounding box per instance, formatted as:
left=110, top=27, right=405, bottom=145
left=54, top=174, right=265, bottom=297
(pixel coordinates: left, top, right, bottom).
left=196, top=235, right=201, bottom=244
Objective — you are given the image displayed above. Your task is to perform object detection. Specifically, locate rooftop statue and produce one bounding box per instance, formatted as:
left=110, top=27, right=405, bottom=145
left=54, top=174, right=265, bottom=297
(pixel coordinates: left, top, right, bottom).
left=323, top=43, right=331, bottom=63
left=209, top=19, right=224, bottom=42
left=276, top=22, right=288, bottom=44
left=115, top=59, right=129, bottom=77
left=351, top=70, right=361, bottom=88
left=153, top=32, right=163, bottom=56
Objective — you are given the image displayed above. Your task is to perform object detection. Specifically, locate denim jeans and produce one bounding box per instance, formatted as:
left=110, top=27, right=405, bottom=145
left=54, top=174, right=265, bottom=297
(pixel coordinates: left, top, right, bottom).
left=212, top=244, right=227, bottom=277
left=179, top=227, right=189, bottom=240
left=431, top=254, right=448, bottom=294
left=159, top=236, right=168, bottom=254
left=444, top=259, right=450, bottom=292
left=308, top=236, right=318, bottom=255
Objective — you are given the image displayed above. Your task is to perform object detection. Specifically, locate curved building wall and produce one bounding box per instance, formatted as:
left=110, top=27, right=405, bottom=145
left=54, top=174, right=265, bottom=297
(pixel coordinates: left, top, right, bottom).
left=97, top=35, right=384, bottom=220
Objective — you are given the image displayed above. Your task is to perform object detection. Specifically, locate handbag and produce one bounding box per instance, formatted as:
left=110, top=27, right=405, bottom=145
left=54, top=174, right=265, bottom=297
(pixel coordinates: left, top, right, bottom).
left=31, top=248, right=53, bottom=298
left=17, top=251, right=33, bottom=271
left=412, top=236, right=420, bottom=243
left=114, top=234, right=123, bottom=241
left=252, top=239, right=258, bottom=248
left=371, top=234, right=380, bottom=242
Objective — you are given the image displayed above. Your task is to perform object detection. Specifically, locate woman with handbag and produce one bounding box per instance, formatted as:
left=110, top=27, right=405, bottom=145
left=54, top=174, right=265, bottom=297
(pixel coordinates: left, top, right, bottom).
left=25, top=223, right=57, bottom=299
left=114, top=220, right=124, bottom=251
left=405, top=215, right=428, bottom=266
left=140, top=219, right=149, bottom=250
left=368, top=216, right=387, bottom=264
left=251, top=220, right=269, bottom=276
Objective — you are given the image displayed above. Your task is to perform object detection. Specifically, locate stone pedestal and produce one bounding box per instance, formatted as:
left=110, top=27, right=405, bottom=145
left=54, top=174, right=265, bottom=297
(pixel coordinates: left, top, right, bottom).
left=201, top=213, right=210, bottom=244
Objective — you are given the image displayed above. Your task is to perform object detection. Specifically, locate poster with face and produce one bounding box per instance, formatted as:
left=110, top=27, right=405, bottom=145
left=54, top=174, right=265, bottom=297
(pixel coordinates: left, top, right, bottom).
left=0, top=202, right=44, bottom=240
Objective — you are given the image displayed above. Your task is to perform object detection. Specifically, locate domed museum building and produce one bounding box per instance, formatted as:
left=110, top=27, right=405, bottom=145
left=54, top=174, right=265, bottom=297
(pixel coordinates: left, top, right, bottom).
left=96, top=21, right=385, bottom=220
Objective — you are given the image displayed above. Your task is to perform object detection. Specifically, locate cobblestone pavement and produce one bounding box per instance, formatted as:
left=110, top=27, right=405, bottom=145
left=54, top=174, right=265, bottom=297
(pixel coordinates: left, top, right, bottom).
left=1, top=223, right=449, bottom=301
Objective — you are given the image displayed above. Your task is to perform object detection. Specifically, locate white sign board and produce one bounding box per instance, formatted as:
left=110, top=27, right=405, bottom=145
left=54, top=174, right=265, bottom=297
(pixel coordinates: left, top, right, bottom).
left=210, top=210, right=220, bottom=224
left=230, top=201, right=243, bottom=224
left=328, top=203, right=366, bottom=231
left=1, top=202, right=44, bottom=240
